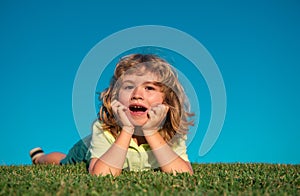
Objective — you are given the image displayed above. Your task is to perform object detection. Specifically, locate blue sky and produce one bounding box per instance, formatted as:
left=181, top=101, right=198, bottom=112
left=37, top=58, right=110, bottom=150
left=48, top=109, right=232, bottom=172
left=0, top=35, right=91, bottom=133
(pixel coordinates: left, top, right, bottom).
left=0, top=0, right=299, bottom=165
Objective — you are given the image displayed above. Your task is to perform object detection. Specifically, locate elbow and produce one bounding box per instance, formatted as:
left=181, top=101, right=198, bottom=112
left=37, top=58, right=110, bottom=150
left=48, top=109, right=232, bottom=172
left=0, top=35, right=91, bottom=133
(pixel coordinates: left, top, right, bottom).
left=163, top=168, right=193, bottom=175
left=188, top=168, right=194, bottom=175
left=89, top=168, right=121, bottom=177
left=89, top=161, right=122, bottom=177
left=89, top=167, right=100, bottom=176
left=169, top=168, right=194, bottom=175
left=161, top=161, right=194, bottom=175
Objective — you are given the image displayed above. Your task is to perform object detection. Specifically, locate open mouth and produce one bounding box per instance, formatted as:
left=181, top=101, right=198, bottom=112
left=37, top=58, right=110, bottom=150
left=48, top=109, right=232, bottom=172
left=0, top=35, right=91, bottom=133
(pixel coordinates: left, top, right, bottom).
left=129, top=105, right=148, bottom=113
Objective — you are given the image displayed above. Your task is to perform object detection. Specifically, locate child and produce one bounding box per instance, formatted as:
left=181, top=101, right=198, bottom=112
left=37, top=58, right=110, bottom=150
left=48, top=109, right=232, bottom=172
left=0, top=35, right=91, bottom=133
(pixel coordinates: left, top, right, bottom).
left=30, top=54, right=194, bottom=176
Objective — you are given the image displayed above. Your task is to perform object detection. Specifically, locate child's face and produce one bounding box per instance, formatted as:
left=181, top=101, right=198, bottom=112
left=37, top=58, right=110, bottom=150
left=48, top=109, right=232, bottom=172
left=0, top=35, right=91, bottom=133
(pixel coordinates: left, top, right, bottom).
left=118, top=71, right=165, bottom=126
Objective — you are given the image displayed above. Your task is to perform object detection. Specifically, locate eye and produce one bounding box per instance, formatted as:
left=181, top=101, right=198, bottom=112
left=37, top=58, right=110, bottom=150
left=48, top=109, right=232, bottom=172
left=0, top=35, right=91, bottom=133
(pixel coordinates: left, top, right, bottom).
left=145, top=86, right=156, bottom=91
left=124, top=85, right=134, bottom=90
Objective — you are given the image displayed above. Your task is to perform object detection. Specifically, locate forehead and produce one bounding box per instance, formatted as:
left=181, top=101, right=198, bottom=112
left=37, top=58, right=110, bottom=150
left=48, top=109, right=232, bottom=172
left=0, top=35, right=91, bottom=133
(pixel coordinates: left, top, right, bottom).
left=122, top=71, right=159, bottom=84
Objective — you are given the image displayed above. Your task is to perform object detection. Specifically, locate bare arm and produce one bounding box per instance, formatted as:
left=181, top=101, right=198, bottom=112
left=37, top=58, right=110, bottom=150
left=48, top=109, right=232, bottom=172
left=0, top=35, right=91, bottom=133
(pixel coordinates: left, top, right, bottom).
left=89, top=100, right=134, bottom=176
left=89, top=130, right=132, bottom=176
left=142, top=104, right=193, bottom=174
left=145, top=132, right=193, bottom=175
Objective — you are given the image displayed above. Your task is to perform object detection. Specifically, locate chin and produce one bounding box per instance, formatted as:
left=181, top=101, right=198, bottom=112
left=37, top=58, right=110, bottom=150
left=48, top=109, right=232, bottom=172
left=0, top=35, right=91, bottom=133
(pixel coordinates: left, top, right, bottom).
left=130, top=119, right=148, bottom=127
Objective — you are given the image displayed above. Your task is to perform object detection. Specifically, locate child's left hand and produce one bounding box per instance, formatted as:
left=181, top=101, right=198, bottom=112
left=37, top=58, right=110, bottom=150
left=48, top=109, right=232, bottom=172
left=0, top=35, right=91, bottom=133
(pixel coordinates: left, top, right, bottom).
left=142, top=104, right=169, bottom=136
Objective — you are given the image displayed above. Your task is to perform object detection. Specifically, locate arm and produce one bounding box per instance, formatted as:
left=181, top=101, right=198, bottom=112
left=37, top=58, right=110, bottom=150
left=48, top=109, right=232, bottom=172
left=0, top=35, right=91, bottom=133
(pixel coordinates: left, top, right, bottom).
left=142, top=104, right=193, bottom=174
left=89, top=130, right=132, bottom=176
left=89, top=100, right=134, bottom=176
left=145, top=132, right=193, bottom=175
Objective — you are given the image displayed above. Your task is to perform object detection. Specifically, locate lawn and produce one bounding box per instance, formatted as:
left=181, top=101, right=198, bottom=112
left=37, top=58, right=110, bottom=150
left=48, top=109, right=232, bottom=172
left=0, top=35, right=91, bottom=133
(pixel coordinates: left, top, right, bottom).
left=0, top=163, right=299, bottom=195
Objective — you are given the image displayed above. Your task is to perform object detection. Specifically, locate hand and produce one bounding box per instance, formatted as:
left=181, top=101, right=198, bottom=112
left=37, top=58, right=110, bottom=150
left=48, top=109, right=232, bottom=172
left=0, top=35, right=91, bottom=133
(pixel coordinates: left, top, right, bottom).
left=142, top=104, right=169, bottom=136
left=111, top=100, right=134, bottom=134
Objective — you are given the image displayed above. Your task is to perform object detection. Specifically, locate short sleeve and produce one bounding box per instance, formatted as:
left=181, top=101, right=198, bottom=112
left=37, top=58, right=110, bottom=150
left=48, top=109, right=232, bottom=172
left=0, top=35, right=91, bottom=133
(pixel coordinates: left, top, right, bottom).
left=89, top=121, right=115, bottom=159
left=171, top=135, right=190, bottom=162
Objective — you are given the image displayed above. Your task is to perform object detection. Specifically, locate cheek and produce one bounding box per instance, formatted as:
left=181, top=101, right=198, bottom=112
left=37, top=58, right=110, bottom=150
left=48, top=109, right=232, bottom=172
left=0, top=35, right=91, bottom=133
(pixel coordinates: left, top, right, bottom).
left=118, top=90, right=130, bottom=104
left=150, top=93, right=164, bottom=104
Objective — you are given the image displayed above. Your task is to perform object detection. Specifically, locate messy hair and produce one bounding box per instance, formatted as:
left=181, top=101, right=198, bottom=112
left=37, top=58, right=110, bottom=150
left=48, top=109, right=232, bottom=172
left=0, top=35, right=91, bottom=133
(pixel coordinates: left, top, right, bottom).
left=98, top=54, right=194, bottom=142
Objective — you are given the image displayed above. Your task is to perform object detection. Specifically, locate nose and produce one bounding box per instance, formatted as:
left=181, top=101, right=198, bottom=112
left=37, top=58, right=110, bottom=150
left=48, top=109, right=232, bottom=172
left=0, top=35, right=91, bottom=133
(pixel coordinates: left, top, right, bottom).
left=131, top=86, right=144, bottom=100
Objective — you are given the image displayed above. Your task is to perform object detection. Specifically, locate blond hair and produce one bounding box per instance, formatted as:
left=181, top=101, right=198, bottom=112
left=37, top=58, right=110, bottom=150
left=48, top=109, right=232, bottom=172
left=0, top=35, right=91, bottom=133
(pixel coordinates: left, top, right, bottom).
left=98, top=54, right=193, bottom=142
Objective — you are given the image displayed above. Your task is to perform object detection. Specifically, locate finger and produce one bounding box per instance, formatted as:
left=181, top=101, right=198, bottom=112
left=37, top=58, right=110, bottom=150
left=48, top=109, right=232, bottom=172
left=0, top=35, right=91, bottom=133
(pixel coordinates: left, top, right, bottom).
left=147, top=110, right=155, bottom=119
left=112, top=100, right=127, bottom=112
left=111, top=101, right=120, bottom=113
left=111, top=99, right=119, bottom=107
left=162, top=104, right=169, bottom=115
left=150, top=102, right=162, bottom=108
left=112, top=102, right=120, bottom=112
left=151, top=104, right=166, bottom=116
left=156, top=104, right=169, bottom=118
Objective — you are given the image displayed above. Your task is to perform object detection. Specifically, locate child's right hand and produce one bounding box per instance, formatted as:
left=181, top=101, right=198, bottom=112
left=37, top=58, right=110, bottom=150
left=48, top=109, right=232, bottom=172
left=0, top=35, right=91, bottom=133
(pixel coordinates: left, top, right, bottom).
left=111, top=100, right=134, bottom=134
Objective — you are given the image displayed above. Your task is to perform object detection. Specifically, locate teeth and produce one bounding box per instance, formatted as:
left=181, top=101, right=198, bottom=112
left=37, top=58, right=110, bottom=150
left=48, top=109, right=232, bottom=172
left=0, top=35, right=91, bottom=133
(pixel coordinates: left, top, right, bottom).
left=130, top=105, right=146, bottom=112
left=131, top=105, right=142, bottom=108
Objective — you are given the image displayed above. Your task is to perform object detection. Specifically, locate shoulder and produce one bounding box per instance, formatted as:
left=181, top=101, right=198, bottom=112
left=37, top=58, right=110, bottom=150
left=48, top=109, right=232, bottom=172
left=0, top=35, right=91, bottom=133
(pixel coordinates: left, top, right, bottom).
left=91, top=120, right=115, bottom=142
left=170, top=134, right=187, bottom=148
left=91, top=120, right=103, bottom=131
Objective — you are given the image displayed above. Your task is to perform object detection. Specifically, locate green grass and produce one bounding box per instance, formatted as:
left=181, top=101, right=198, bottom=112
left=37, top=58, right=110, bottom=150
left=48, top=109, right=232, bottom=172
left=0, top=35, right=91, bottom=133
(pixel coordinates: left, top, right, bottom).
left=0, top=163, right=299, bottom=195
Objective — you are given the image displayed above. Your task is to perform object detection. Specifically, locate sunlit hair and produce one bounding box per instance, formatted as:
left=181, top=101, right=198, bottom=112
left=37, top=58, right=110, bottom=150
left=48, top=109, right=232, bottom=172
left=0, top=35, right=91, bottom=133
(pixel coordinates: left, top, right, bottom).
left=98, top=54, right=194, bottom=143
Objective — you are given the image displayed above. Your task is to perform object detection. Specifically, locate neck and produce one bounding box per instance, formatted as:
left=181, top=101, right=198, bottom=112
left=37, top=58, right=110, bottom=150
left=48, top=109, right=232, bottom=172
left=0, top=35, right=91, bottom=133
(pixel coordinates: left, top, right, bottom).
left=132, top=134, right=147, bottom=146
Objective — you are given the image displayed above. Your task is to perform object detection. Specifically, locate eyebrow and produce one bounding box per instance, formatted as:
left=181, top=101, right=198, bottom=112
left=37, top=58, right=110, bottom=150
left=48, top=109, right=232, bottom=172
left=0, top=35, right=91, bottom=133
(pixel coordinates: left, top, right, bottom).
left=122, top=80, right=158, bottom=86
left=122, top=80, right=134, bottom=84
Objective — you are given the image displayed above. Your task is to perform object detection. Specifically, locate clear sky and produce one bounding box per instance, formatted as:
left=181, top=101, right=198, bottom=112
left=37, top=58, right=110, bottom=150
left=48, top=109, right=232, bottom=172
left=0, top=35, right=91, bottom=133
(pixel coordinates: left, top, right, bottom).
left=0, top=0, right=299, bottom=165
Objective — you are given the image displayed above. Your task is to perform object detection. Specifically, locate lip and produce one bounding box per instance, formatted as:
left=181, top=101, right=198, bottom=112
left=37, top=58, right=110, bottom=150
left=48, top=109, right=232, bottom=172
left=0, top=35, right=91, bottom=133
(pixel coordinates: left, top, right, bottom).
left=128, top=103, right=148, bottom=116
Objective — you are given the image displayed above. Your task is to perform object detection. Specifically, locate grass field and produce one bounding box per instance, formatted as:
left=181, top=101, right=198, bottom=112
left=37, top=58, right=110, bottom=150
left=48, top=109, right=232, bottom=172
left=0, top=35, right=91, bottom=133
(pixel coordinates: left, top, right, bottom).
left=0, top=163, right=299, bottom=195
